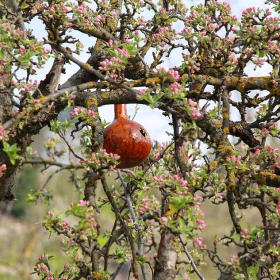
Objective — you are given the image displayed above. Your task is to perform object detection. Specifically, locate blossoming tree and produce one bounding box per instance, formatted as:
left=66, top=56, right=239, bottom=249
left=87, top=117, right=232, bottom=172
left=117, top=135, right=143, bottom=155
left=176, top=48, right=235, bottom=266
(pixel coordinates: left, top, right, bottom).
left=1, top=0, right=280, bottom=279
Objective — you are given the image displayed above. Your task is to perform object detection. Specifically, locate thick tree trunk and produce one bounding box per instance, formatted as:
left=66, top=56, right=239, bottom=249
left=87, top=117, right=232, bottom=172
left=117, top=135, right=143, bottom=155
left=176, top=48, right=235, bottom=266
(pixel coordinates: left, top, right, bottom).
left=154, top=231, right=178, bottom=280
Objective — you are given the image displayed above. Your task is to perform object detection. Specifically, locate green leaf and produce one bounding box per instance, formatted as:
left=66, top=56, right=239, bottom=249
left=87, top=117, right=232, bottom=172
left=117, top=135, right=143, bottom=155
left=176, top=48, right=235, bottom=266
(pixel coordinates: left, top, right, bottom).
left=124, top=43, right=138, bottom=56
left=235, top=274, right=246, bottom=280
left=102, top=119, right=110, bottom=128
left=208, top=106, right=219, bottom=117
left=22, top=3, right=29, bottom=9
left=138, top=255, right=147, bottom=264
left=248, top=266, right=259, bottom=279
left=50, top=119, right=72, bottom=134
left=170, top=195, right=191, bottom=210
left=178, top=217, right=189, bottom=234
left=3, top=141, right=23, bottom=165
left=19, top=55, right=31, bottom=63
left=154, top=92, right=164, bottom=102
left=67, top=99, right=73, bottom=108
left=231, top=233, right=240, bottom=239
left=138, top=90, right=156, bottom=108
left=97, top=236, right=109, bottom=248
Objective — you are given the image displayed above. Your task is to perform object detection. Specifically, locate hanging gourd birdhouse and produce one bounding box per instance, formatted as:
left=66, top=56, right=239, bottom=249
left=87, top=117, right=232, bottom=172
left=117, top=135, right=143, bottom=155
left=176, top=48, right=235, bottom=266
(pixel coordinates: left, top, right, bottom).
left=103, top=104, right=152, bottom=168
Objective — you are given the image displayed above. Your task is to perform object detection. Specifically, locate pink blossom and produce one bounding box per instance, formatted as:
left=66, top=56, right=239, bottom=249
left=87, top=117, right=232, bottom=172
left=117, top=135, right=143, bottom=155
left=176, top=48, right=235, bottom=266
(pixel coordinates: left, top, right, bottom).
left=0, top=125, right=8, bottom=141
left=196, top=219, right=206, bottom=230
left=191, top=108, right=202, bottom=120
left=138, top=88, right=147, bottom=95
left=180, top=178, right=188, bottom=186
left=46, top=211, right=53, bottom=216
left=188, top=99, right=197, bottom=106
left=78, top=200, right=89, bottom=206
left=0, top=163, right=7, bottom=178
left=193, top=237, right=206, bottom=249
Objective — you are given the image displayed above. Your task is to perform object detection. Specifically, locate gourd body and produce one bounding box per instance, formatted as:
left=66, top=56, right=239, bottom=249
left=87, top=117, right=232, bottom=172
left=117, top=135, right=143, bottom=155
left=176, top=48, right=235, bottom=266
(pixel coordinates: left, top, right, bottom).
left=103, top=104, right=152, bottom=168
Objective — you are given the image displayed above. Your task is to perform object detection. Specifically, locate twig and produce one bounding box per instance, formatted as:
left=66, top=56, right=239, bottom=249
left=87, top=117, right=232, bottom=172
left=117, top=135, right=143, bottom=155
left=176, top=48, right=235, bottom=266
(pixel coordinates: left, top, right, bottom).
left=3, top=82, right=100, bottom=130
left=58, top=132, right=84, bottom=162
left=132, top=104, right=140, bottom=121
left=21, top=159, right=83, bottom=169
left=172, top=113, right=187, bottom=177
left=117, top=169, right=148, bottom=280
left=53, top=44, right=139, bottom=95
left=261, top=191, right=269, bottom=241
left=100, top=174, right=139, bottom=278
left=179, top=235, right=205, bottom=280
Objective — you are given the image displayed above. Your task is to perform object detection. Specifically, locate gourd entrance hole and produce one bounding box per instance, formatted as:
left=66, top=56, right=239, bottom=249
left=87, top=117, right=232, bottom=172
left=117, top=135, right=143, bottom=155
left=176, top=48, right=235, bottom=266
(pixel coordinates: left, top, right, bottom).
left=140, top=127, right=147, bottom=137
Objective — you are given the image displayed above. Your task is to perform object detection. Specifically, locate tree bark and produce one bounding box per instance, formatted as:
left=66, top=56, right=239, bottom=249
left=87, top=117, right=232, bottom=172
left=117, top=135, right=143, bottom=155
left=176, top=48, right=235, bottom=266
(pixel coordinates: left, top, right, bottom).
left=0, top=58, right=64, bottom=200
left=154, top=231, right=178, bottom=280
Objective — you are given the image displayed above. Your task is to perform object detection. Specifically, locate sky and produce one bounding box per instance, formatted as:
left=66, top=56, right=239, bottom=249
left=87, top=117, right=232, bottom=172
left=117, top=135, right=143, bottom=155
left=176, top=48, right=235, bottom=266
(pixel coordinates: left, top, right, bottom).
left=27, top=0, right=273, bottom=143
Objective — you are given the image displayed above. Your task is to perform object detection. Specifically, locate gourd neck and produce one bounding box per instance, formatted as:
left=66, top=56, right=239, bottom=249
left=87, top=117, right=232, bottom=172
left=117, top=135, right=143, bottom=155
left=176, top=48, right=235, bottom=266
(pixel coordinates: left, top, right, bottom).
left=114, top=104, right=127, bottom=119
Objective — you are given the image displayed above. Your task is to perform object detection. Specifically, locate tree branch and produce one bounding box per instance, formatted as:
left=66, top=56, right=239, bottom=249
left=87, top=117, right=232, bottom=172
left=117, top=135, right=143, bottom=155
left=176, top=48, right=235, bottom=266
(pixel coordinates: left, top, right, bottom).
left=179, top=235, right=205, bottom=280
left=117, top=169, right=148, bottom=280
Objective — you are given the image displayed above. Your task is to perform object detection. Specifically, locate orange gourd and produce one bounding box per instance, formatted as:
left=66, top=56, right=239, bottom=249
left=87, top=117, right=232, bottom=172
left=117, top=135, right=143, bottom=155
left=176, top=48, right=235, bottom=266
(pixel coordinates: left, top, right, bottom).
left=103, top=104, right=152, bottom=168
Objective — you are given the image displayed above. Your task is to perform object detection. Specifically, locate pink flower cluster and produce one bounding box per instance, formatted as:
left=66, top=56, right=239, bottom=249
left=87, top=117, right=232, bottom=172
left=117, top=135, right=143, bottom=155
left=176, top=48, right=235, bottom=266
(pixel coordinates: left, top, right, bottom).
left=182, top=54, right=200, bottom=74
left=227, top=254, right=240, bottom=271
left=159, top=216, right=172, bottom=227
left=70, top=107, right=96, bottom=118
left=98, top=40, right=131, bottom=80
left=188, top=99, right=201, bottom=120
left=137, top=88, right=147, bottom=96
left=242, top=6, right=263, bottom=17
left=17, top=79, right=40, bottom=96
left=249, top=145, right=280, bottom=174
left=87, top=215, right=98, bottom=228
left=2, top=22, right=24, bottom=37
left=166, top=82, right=184, bottom=97
left=0, top=164, right=7, bottom=178
left=46, top=2, right=70, bottom=18
left=181, top=27, right=191, bottom=37
left=61, top=221, right=70, bottom=231
left=196, top=219, right=206, bottom=230
left=252, top=57, right=266, bottom=70
left=0, top=125, right=8, bottom=141
left=153, top=66, right=180, bottom=80
left=83, top=148, right=120, bottom=169
left=240, top=228, right=250, bottom=240
left=139, top=196, right=160, bottom=214
left=36, top=263, right=48, bottom=273
left=225, top=154, right=242, bottom=169
left=35, top=262, right=66, bottom=280
left=30, top=1, right=47, bottom=14
left=99, top=56, right=126, bottom=79
left=193, top=237, right=206, bottom=249
left=70, top=107, right=83, bottom=116
left=46, top=210, right=54, bottom=217
left=78, top=199, right=89, bottom=206
left=153, top=24, right=179, bottom=47
left=152, top=173, right=188, bottom=187
left=86, top=109, right=96, bottom=118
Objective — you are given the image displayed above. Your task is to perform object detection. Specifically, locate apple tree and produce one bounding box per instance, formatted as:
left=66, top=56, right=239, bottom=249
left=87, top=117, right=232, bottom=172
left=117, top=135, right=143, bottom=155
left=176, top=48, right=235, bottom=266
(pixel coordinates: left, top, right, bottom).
left=1, top=0, right=280, bottom=279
